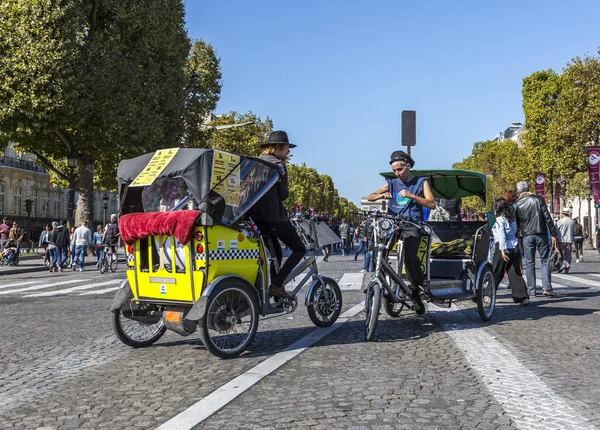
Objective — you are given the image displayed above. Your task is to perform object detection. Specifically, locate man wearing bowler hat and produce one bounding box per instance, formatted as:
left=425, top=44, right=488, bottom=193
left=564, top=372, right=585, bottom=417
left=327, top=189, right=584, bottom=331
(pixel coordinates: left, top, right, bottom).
left=367, top=150, right=435, bottom=314
left=248, top=130, right=306, bottom=301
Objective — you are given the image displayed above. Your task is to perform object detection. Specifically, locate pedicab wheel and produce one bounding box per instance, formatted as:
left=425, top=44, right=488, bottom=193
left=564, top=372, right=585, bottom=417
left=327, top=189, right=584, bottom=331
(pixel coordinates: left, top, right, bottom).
left=364, top=280, right=381, bottom=341
left=307, top=277, right=343, bottom=328
left=476, top=265, right=496, bottom=321
left=112, top=305, right=166, bottom=348
left=199, top=279, right=259, bottom=359
left=110, top=253, right=119, bottom=272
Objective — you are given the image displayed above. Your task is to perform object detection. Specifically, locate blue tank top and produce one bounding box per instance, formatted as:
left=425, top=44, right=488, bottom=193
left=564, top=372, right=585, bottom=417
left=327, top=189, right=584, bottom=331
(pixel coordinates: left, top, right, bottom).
left=386, top=176, right=428, bottom=221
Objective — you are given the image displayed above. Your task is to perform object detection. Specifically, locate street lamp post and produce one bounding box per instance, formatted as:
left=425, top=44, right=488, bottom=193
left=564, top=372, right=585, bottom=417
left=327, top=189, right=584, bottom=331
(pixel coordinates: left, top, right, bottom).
left=66, top=149, right=78, bottom=223
left=586, top=183, right=595, bottom=249
left=102, top=193, right=109, bottom=226
left=24, top=198, right=33, bottom=252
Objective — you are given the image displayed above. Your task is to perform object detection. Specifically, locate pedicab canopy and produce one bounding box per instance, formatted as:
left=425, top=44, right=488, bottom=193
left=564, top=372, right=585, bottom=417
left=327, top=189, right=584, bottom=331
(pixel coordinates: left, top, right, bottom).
left=117, top=148, right=283, bottom=228
left=380, top=169, right=492, bottom=208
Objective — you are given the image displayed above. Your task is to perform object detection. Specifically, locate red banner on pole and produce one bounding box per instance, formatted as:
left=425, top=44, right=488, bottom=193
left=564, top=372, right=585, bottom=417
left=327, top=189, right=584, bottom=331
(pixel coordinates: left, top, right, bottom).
left=586, top=147, right=600, bottom=205
left=554, top=177, right=561, bottom=215
left=535, top=172, right=546, bottom=201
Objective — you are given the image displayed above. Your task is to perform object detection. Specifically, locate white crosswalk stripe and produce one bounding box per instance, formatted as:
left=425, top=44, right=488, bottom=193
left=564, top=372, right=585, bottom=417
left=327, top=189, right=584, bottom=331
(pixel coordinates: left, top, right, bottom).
left=79, top=286, right=119, bottom=296
left=24, top=280, right=121, bottom=297
left=0, top=279, right=84, bottom=295
left=0, top=281, right=37, bottom=290
left=338, top=272, right=365, bottom=290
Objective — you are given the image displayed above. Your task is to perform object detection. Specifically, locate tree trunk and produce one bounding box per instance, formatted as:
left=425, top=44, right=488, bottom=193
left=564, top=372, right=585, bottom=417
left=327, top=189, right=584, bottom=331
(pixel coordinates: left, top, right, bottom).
left=74, top=154, right=95, bottom=227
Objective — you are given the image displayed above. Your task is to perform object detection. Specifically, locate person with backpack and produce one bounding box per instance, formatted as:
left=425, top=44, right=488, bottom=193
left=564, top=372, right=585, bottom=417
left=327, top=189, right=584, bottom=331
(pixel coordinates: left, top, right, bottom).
left=367, top=150, right=435, bottom=315
left=573, top=218, right=585, bottom=262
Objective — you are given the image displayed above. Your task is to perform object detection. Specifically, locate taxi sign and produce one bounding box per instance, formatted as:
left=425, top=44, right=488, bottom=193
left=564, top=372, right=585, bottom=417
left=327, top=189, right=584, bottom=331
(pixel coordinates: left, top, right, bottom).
left=130, top=148, right=180, bottom=187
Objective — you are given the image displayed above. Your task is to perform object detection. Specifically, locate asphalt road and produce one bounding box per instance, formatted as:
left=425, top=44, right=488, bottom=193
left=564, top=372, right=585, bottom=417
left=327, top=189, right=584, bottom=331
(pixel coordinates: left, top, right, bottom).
left=1, top=250, right=600, bottom=429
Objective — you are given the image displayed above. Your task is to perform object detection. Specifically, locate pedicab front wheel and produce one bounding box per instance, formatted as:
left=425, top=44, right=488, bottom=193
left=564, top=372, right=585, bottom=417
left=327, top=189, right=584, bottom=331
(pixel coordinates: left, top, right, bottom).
left=198, top=279, right=259, bottom=359
left=112, top=305, right=167, bottom=348
left=307, top=277, right=342, bottom=328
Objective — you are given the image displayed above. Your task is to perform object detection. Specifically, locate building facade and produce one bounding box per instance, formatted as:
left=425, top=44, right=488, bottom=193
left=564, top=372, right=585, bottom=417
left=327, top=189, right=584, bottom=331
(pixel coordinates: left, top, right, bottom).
left=1, top=144, right=118, bottom=244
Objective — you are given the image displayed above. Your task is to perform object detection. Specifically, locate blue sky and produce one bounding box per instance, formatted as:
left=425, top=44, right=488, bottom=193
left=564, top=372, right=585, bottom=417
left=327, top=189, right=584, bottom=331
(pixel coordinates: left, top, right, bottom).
left=185, top=0, right=600, bottom=205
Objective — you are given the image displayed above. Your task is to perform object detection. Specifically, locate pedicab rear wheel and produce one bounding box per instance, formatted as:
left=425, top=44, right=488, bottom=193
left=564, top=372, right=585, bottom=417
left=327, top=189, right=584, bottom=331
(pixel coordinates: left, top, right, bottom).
left=112, top=303, right=166, bottom=348
left=199, top=279, right=259, bottom=359
left=307, top=277, right=342, bottom=327
left=476, top=265, right=496, bottom=321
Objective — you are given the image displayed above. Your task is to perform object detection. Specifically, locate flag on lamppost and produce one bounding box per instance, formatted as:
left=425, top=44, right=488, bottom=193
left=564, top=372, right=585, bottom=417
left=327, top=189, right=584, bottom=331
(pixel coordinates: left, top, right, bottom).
left=554, top=177, right=562, bottom=215
left=586, top=147, right=600, bottom=205
left=535, top=172, right=546, bottom=200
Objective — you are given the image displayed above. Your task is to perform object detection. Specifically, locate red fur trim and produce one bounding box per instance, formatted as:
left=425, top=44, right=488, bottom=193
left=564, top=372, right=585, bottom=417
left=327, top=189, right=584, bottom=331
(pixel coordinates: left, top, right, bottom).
left=119, top=211, right=201, bottom=246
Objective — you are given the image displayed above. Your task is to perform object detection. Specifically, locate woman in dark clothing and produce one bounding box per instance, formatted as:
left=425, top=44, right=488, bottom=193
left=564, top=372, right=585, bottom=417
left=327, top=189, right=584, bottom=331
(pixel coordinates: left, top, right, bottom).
left=491, top=198, right=530, bottom=306
left=247, top=130, right=306, bottom=300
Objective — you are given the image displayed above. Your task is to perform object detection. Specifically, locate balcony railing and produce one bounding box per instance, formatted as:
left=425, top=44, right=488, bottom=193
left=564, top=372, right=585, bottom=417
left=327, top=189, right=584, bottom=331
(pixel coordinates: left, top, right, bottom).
left=0, top=155, right=46, bottom=174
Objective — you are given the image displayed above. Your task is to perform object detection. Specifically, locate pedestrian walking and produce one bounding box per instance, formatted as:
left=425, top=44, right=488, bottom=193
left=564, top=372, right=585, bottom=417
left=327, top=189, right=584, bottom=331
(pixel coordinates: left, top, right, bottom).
left=556, top=208, right=577, bottom=274
left=491, top=198, right=530, bottom=306
left=93, top=225, right=104, bottom=268
left=39, top=224, right=51, bottom=266
left=72, top=220, right=93, bottom=271
left=47, top=222, right=58, bottom=272
left=513, top=181, right=559, bottom=297
left=354, top=219, right=371, bottom=260
left=0, top=216, right=10, bottom=249
left=573, top=218, right=585, bottom=262
left=53, top=219, right=70, bottom=272
left=339, top=219, right=348, bottom=256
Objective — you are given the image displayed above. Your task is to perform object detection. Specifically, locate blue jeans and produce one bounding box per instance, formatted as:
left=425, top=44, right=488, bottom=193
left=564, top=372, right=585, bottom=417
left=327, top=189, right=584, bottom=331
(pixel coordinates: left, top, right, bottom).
left=522, top=234, right=552, bottom=294
left=57, top=247, right=69, bottom=267
left=355, top=240, right=368, bottom=257
left=49, top=247, right=57, bottom=266
left=74, top=245, right=87, bottom=268
left=363, top=250, right=373, bottom=271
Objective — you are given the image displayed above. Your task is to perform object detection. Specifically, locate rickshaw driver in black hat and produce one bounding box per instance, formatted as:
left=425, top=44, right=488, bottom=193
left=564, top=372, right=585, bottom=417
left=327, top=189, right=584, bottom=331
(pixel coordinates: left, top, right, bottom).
left=367, top=150, right=436, bottom=315
left=248, top=130, right=306, bottom=300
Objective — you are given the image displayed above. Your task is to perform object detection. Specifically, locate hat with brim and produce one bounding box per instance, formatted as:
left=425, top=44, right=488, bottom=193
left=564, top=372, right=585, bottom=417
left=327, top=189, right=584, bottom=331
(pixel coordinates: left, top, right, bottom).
left=389, top=150, right=415, bottom=168
left=261, top=130, right=297, bottom=148
left=561, top=208, right=571, bottom=215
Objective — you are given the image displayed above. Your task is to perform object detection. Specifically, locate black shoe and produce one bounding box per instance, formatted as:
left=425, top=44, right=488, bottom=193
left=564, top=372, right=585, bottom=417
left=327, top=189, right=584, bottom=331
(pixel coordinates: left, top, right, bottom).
left=412, top=290, right=426, bottom=315
left=354, top=255, right=358, bottom=261
left=268, top=284, right=293, bottom=300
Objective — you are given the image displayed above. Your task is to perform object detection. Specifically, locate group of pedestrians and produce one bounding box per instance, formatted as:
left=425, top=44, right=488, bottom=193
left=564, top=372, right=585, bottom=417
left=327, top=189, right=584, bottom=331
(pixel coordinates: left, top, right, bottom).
left=491, top=181, right=570, bottom=307
left=38, top=214, right=120, bottom=273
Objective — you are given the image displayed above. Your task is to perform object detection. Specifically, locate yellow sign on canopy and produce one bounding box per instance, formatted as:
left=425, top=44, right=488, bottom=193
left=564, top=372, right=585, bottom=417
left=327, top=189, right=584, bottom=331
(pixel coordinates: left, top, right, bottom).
left=210, top=150, right=240, bottom=206
left=130, top=148, right=180, bottom=187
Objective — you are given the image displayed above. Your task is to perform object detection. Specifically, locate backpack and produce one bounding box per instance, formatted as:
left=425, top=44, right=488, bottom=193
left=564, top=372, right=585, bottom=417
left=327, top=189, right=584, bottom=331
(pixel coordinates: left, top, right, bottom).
left=549, top=246, right=563, bottom=272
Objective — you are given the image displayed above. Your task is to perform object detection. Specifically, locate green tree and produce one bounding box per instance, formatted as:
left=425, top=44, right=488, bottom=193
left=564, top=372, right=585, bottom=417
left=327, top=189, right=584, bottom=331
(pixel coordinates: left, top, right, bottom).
left=0, top=1, right=221, bottom=224
left=205, top=111, right=272, bottom=156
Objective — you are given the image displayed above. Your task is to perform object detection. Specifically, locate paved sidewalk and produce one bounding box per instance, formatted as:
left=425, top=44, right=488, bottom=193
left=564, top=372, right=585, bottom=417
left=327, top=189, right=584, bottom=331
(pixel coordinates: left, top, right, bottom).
left=0, top=253, right=125, bottom=277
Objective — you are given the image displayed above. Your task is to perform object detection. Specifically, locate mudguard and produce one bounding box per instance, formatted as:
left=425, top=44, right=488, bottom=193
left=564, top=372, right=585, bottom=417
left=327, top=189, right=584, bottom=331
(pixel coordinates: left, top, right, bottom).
left=110, top=280, right=133, bottom=312
left=304, top=275, right=326, bottom=306
left=185, top=275, right=252, bottom=322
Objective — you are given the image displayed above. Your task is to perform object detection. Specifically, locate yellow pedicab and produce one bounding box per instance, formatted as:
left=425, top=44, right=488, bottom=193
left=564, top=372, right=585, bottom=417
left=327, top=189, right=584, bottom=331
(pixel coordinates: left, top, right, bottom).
left=110, top=148, right=342, bottom=358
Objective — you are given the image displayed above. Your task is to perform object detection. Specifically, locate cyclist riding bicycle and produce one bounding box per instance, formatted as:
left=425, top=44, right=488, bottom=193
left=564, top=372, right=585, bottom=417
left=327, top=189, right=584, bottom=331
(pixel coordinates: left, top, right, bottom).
left=367, top=150, right=435, bottom=314
left=247, top=130, right=306, bottom=300
left=102, top=214, right=120, bottom=256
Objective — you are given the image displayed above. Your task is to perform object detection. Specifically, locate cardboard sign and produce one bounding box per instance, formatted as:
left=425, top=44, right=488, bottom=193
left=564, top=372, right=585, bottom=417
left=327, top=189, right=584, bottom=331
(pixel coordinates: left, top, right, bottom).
left=130, top=148, right=180, bottom=187
left=210, top=150, right=240, bottom=206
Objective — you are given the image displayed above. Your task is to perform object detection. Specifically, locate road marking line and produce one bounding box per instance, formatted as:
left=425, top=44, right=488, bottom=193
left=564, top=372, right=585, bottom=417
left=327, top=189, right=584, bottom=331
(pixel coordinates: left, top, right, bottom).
left=338, top=272, right=364, bottom=290
left=0, top=279, right=84, bottom=295
left=24, top=280, right=120, bottom=297
left=0, top=281, right=37, bottom=290
left=79, top=286, right=119, bottom=295
left=560, top=273, right=600, bottom=287
left=429, top=307, right=594, bottom=429
left=155, top=302, right=365, bottom=430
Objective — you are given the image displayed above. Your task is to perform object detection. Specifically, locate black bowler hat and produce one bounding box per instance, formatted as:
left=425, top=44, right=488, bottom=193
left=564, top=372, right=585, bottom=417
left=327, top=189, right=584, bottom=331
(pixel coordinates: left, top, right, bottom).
left=389, top=150, right=415, bottom=167
left=262, top=130, right=297, bottom=148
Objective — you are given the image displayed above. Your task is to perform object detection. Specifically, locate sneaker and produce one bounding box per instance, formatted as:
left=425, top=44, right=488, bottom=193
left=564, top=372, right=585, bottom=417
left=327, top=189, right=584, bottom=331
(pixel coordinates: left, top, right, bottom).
left=580, top=257, right=584, bottom=262
left=79, top=267, right=85, bottom=272
left=359, top=269, right=366, bottom=273
left=519, top=298, right=530, bottom=307
left=411, top=289, right=426, bottom=315
left=576, top=258, right=580, bottom=263
left=543, top=290, right=559, bottom=297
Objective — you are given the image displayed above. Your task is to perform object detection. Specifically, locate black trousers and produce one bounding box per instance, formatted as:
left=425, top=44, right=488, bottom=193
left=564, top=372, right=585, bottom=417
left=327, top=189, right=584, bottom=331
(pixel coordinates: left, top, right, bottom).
left=491, top=243, right=529, bottom=303
left=402, top=227, right=424, bottom=291
left=256, top=220, right=306, bottom=289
